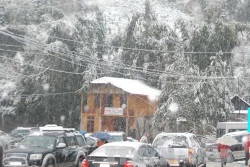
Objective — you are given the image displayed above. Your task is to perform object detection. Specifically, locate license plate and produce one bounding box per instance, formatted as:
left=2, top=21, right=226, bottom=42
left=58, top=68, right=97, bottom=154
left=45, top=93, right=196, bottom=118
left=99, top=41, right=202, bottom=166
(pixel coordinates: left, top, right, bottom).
left=9, top=162, right=22, bottom=166
left=168, top=159, right=178, bottom=164
left=100, top=164, right=110, bottom=167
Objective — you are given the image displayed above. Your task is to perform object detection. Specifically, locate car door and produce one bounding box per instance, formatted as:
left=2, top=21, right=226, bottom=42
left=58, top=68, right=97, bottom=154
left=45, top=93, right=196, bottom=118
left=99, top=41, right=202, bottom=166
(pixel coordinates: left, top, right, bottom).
left=54, top=136, right=68, bottom=167
left=231, top=135, right=245, bottom=160
left=190, top=136, right=203, bottom=165
left=137, top=145, right=151, bottom=166
left=64, top=135, right=78, bottom=166
left=146, top=145, right=161, bottom=167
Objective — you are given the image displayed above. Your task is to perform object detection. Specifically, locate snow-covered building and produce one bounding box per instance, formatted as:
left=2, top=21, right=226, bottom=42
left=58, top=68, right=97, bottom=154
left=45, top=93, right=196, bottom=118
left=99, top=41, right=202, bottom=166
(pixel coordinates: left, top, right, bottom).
left=80, top=77, right=161, bottom=139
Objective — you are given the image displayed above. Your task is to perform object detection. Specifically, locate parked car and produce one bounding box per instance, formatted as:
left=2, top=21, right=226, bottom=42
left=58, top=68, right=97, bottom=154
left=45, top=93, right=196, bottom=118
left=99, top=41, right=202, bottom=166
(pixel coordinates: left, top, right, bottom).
left=3, top=128, right=87, bottom=167
left=81, top=141, right=169, bottom=167
left=152, top=132, right=206, bottom=167
left=209, top=130, right=249, bottom=162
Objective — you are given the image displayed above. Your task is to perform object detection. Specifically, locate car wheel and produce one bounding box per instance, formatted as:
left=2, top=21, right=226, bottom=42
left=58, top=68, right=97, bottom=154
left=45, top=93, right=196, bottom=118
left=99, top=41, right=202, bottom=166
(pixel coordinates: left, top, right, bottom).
left=45, top=159, right=55, bottom=167
left=77, top=156, right=84, bottom=167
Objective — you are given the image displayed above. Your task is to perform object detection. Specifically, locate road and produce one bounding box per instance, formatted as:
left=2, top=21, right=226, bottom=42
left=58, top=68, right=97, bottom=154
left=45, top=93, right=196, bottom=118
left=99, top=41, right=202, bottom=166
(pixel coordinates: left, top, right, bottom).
left=207, top=160, right=246, bottom=167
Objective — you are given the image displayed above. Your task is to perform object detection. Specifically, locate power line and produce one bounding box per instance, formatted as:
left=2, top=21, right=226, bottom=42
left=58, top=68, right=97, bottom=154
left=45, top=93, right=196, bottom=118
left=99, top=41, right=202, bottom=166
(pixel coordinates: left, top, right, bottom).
left=1, top=30, right=248, bottom=80
left=6, top=91, right=78, bottom=98
left=0, top=54, right=85, bottom=75
left=51, top=36, right=243, bottom=54
left=0, top=46, right=243, bottom=80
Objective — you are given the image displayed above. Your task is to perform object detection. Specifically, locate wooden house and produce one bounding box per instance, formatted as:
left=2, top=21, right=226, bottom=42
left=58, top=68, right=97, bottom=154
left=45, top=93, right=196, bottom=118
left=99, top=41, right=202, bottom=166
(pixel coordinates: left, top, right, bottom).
left=80, top=77, right=161, bottom=139
left=229, top=95, right=250, bottom=121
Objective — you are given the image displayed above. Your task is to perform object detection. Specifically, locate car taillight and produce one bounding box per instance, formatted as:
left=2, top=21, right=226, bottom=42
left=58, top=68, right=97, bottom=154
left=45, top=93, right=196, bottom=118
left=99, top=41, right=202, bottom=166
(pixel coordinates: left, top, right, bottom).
left=81, top=159, right=88, bottom=167
left=188, top=148, right=194, bottom=155
left=123, top=161, right=134, bottom=167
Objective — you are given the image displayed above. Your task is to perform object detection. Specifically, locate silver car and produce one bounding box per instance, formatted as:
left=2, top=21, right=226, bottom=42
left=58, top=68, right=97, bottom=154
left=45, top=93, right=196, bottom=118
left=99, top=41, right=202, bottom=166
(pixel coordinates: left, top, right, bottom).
left=152, top=132, right=206, bottom=167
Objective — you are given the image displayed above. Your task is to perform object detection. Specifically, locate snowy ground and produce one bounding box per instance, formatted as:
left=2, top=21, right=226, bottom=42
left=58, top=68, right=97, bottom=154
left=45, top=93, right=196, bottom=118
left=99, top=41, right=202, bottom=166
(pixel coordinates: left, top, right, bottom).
left=207, top=160, right=246, bottom=167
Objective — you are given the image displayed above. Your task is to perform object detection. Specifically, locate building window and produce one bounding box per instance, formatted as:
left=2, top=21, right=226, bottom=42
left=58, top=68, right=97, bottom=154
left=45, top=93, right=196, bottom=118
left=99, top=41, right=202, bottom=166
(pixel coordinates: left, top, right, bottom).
left=94, top=94, right=100, bottom=107
left=120, top=95, right=127, bottom=107
left=82, top=94, right=87, bottom=112
left=103, top=94, right=113, bottom=107
left=107, top=94, right=113, bottom=107
left=87, top=116, right=94, bottom=132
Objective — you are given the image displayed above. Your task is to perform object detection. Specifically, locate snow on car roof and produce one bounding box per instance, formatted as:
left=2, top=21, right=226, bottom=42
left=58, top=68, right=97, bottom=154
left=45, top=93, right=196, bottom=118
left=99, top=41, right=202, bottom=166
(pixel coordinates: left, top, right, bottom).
left=156, top=132, right=195, bottom=137
left=103, top=141, right=145, bottom=148
left=224, top=130, right=248, bottom=136
left=91, top=77, right=161, bottom=99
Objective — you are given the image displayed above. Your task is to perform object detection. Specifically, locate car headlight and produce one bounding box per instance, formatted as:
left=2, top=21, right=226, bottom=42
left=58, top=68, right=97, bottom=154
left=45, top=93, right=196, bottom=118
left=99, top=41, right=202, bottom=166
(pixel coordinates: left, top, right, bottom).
left=30, top=154, right=43, bottom=160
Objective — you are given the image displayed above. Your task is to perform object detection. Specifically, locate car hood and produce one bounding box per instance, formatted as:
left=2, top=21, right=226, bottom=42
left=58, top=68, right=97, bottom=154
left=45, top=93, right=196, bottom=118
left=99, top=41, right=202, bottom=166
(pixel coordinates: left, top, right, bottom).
left=4, top=147, right=53, bottom=154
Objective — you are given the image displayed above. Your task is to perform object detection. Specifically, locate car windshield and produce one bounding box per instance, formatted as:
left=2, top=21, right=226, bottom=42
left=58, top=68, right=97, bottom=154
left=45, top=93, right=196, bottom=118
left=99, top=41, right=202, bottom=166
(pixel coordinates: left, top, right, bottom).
left=11, top=129, right=30, bottom=137
left=153, top=135, right=189, bottom=148
left=91, top=146, right=135, bottom=157
left=19, top=136, right=56, bottom=149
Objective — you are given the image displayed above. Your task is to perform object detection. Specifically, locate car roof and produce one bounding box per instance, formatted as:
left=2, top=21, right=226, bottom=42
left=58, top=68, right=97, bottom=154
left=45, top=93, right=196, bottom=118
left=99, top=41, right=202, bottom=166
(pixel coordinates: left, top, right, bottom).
left=224, top=130, right=249, bottom=137
left=101, top=141, right=146, bottom=149
left=27, top=131, right=66, bottom=137
left=106, top=131, right=125, bottom=135
left=15, top=127, right=38, bottom=130
left=155, top=132, right=195, bottom=137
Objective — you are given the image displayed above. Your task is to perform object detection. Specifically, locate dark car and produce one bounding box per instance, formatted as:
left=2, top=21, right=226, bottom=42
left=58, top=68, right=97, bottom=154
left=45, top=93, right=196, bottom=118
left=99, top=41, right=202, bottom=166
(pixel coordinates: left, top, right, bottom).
left=81, top=142, right=168, bottom=167
left=3, top=130, right=87, bottom=167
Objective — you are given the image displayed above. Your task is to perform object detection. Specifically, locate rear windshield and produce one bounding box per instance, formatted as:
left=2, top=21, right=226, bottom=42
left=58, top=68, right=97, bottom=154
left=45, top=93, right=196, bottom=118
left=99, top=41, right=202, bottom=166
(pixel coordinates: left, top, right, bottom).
left=91, top=146, right=135, bottom=157
left=109, top=135, right=123, bottom=142
left=152, top=135, right=189, bottom=148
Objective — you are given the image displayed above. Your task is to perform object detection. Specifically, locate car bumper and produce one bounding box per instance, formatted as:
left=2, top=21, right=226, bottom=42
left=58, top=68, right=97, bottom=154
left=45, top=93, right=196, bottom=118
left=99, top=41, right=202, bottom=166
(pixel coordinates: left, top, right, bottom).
left=3, top=157, right=42, bottom=167
left=206, top=151, right=220, bottom=161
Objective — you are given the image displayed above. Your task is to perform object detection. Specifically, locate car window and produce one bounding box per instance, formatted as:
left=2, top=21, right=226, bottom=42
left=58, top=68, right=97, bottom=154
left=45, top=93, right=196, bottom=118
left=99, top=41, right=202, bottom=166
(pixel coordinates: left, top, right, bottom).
left=123, top=134, right=127, bottom=141
left=153, top=135, right=188, bottom=148
left=146, top=145, right=159, bottom=157
left=138, top=145, right=150, bottom=157
left=65, top=137, right=76, bottom=146
left=76, top=136, right=86, bottom=146
left=190, top=136, right=200, bottom=147
left=57, top=137, right=66, bottom=145
left=234, top=135, right=244, bottom=143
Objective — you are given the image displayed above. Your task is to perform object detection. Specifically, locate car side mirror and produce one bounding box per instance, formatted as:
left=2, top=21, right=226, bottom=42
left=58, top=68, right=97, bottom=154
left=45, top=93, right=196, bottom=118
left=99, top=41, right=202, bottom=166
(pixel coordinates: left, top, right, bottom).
left=57, top=143, right=66, bottom=148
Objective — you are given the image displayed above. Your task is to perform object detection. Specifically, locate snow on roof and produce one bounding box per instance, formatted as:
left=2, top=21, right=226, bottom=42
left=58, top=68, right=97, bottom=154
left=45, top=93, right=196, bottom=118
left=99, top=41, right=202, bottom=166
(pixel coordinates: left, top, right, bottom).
left=91, top=77, right=161, bottom=99
left=232, top=110, right=248, bottom=114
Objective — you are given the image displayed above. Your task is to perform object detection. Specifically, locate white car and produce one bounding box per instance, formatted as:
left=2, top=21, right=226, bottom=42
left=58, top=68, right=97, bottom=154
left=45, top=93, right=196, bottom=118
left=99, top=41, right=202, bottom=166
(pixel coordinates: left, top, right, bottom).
left=152, top=132, right=206, bottom=167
